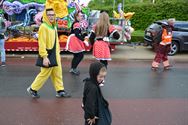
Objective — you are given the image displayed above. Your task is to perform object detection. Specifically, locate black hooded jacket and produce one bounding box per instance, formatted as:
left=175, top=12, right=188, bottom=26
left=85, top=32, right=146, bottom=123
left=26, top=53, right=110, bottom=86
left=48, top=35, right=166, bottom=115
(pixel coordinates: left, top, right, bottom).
left=82, top=62, right=108, bottom=120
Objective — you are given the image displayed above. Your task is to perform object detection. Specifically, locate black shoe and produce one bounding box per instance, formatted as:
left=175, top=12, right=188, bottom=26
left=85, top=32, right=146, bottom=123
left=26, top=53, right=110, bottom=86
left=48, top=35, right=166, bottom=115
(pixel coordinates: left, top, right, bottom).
left=56, top=90, right=71, bottom=98
left=27, top=87, right=40, bottom=98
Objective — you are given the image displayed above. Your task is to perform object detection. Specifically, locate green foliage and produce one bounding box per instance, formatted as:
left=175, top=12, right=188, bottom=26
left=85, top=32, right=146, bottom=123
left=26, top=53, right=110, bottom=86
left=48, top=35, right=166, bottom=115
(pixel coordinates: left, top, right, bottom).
left=130, top=35, right=144, bottom=42
left=132, top=30, right=144, bottom=36
left=89, top=0, right=188, bottom=30
left=131, top=30, right=144, bottom=42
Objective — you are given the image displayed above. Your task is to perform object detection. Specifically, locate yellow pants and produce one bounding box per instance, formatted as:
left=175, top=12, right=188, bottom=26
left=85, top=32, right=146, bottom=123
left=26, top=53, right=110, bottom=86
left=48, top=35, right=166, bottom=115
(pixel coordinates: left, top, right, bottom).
left=31, top=55, right=64, bottom=91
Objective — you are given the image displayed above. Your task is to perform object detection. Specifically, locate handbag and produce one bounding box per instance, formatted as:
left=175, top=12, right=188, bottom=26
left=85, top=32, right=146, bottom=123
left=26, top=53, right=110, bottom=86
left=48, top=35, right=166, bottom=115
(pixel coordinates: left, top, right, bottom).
left=36, top=32, right=58, bottom=68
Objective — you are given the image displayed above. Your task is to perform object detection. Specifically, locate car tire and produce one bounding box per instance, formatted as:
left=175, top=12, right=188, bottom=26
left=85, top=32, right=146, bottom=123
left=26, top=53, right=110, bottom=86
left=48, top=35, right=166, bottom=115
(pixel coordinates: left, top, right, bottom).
left=168, top=41, right=179, bottom=56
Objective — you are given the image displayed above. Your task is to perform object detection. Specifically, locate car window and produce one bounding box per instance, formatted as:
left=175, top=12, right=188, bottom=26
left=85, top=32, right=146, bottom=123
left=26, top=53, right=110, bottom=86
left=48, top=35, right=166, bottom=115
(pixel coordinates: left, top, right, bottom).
left=175, top=23, right=188, bottom=28
left=174, top=23, right=188, bottom=31
left=183, top=24, right=188, bottom=28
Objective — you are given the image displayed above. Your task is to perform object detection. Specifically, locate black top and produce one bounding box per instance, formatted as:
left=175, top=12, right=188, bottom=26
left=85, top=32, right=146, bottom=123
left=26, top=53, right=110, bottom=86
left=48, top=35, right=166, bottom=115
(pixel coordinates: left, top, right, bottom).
left=82, top=62, right=108, bottom=120
left=89, top=26, right=120, bottom=45
left=83, top=79, right=100, bottom=119
left=70, top=21, right=85, bottom=41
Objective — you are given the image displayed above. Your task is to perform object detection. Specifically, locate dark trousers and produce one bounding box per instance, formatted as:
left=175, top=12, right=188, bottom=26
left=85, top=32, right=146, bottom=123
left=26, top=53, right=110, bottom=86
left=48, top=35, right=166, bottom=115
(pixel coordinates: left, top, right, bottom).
left=100, top=60, right=108, bottom=68
left=71, top=52, right=84, bottom=69
left=154, top=44, right=171, bottom=63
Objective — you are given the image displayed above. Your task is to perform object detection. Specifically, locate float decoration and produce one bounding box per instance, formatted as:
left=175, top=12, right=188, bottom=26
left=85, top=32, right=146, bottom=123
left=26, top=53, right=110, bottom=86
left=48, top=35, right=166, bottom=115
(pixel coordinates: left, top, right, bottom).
left=45, top=0, right=68, bottom=19
left=3, top=1, right=44, bottom=15
left=113, top=3, right=135, bottom=20
left=3, top=0, right=127, bottom=51
left=111, top=1, right=135, bottom=42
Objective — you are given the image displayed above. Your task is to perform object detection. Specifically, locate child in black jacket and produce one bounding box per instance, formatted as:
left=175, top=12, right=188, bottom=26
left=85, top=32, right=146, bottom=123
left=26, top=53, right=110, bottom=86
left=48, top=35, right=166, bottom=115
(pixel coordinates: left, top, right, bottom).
left=82, top=62, right=111, bottom=125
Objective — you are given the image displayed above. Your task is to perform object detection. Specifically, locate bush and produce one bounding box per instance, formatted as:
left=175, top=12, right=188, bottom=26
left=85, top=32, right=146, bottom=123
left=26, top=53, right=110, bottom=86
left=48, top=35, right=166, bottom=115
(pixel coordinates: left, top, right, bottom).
left=89, top=1, right=188, bottom=30
left=130, top=30, right=144, bottom=42
left=130, top=35, right=144, bottom=42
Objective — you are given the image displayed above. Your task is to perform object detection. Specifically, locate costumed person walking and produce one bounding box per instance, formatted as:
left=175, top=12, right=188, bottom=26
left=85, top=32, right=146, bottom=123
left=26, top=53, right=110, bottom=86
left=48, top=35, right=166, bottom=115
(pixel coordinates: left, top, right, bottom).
left=151, top=18, right=175, bottom=71
left=82, top=62, right=112, bottom=125
left=27, top=7, right=70, bottom=98
left=89, top=11, right=120, bottom=68
left=0, top=16, right=6, bottom=67
left=65, top=11, right=89, bottom=75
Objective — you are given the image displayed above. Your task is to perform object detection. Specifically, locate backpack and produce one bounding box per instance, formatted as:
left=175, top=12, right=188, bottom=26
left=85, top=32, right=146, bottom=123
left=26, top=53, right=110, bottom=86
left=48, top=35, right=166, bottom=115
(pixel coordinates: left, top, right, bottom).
left=153, top=25, right=163, bottom=43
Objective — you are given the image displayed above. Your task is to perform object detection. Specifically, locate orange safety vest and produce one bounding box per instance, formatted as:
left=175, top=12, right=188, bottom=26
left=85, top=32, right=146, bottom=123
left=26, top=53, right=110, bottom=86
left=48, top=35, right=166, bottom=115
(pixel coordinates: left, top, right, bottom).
left=160, top=28, right=172, bottom=45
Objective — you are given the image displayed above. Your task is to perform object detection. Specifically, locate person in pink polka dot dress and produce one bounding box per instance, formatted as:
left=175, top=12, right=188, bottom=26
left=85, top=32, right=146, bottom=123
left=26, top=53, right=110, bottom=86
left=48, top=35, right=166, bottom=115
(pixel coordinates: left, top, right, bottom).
left=89, top=11, right=120, bottom=68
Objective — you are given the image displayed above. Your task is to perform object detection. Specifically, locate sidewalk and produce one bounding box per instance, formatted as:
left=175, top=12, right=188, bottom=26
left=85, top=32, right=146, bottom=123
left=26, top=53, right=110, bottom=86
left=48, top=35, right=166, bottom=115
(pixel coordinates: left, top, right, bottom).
left=6, top=45, right=188, bottom=62
left=111, top=45, right=188, bottom=62
left=58, top=45, right=188, bottom=62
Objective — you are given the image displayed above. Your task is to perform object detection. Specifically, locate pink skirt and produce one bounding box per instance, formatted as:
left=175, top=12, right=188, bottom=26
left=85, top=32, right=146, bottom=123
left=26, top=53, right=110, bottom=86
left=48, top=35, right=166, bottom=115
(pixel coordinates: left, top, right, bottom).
left=66, top=34, right=85, bottom=53
left=93, top=40, right=111, bottom=60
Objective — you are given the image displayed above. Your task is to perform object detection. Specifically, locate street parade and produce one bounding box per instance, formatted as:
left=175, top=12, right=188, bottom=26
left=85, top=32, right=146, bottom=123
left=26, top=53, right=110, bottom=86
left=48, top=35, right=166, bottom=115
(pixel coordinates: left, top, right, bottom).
left=0, top=0, right=188, bottom=125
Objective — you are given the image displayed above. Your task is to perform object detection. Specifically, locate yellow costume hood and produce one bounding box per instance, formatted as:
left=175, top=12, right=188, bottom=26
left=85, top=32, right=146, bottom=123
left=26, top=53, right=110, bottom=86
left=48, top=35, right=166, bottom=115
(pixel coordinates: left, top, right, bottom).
left=39, top=7, right=59, bottom=58
left=42, top=7, right=56, bottom=27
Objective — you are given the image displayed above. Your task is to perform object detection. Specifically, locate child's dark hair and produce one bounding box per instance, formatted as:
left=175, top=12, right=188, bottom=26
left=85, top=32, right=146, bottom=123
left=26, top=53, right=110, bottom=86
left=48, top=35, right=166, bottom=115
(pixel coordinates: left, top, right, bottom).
left=74, top=11, right=82, bottom=22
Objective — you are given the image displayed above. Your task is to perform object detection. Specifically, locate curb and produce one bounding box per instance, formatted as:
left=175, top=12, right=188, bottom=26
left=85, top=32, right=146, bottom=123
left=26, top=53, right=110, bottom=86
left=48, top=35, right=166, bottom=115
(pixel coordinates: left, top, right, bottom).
left=5, top=45, right=188, bottom=62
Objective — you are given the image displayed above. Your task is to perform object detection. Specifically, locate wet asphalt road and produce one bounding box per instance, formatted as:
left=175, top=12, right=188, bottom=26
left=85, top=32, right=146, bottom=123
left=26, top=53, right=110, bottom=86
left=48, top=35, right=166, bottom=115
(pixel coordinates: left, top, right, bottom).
left=0, top=57, right=188, bottom=125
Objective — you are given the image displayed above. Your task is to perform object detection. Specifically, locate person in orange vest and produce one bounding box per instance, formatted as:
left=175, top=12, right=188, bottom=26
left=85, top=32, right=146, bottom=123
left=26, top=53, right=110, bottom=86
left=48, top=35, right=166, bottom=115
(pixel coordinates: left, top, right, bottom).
left=151, top=18, right=175, bottom=71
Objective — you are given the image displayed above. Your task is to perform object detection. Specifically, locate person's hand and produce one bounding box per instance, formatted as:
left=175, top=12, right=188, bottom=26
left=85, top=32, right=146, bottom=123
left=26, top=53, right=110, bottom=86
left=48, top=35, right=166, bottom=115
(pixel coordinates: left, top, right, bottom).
left=43, top=57, right=50, bottom=67
left=87, top=116, right=99, bottom=125
left=84, top=37, right=89, bottom=46
left=103, top=37, right=109, bottom=42
left=84, top=40, right=89, bottom=46
left=81, top=103, right=84, bottom=109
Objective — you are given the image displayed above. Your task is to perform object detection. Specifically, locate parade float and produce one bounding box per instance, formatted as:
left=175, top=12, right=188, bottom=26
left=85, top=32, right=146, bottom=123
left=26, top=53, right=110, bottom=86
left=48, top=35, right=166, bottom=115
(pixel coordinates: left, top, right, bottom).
left=1, top=0, right=134, bottom=51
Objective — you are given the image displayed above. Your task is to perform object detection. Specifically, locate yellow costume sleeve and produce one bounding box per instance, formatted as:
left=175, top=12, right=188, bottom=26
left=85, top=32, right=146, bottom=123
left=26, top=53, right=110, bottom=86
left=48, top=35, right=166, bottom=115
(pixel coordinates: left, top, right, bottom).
left=38, top=24, right=48, bottom=58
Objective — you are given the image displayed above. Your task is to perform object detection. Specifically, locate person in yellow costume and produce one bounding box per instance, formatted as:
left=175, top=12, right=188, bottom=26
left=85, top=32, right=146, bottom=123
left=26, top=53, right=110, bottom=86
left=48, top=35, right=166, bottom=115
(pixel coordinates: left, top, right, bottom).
left=45, top=0, right=68, bottom=18
left=27, top=7, right=70, bottom=98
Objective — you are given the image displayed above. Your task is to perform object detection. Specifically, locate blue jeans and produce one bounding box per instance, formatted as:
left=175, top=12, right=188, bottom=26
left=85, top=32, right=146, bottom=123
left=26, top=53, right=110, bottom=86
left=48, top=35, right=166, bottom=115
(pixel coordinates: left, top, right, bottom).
left=0, top=39, right=6, bottom=62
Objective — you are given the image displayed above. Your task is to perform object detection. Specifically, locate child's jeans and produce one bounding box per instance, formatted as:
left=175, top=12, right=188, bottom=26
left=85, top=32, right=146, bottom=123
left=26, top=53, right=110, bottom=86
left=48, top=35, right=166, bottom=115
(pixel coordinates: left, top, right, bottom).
left=0, top=39, right=6, bottom=62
